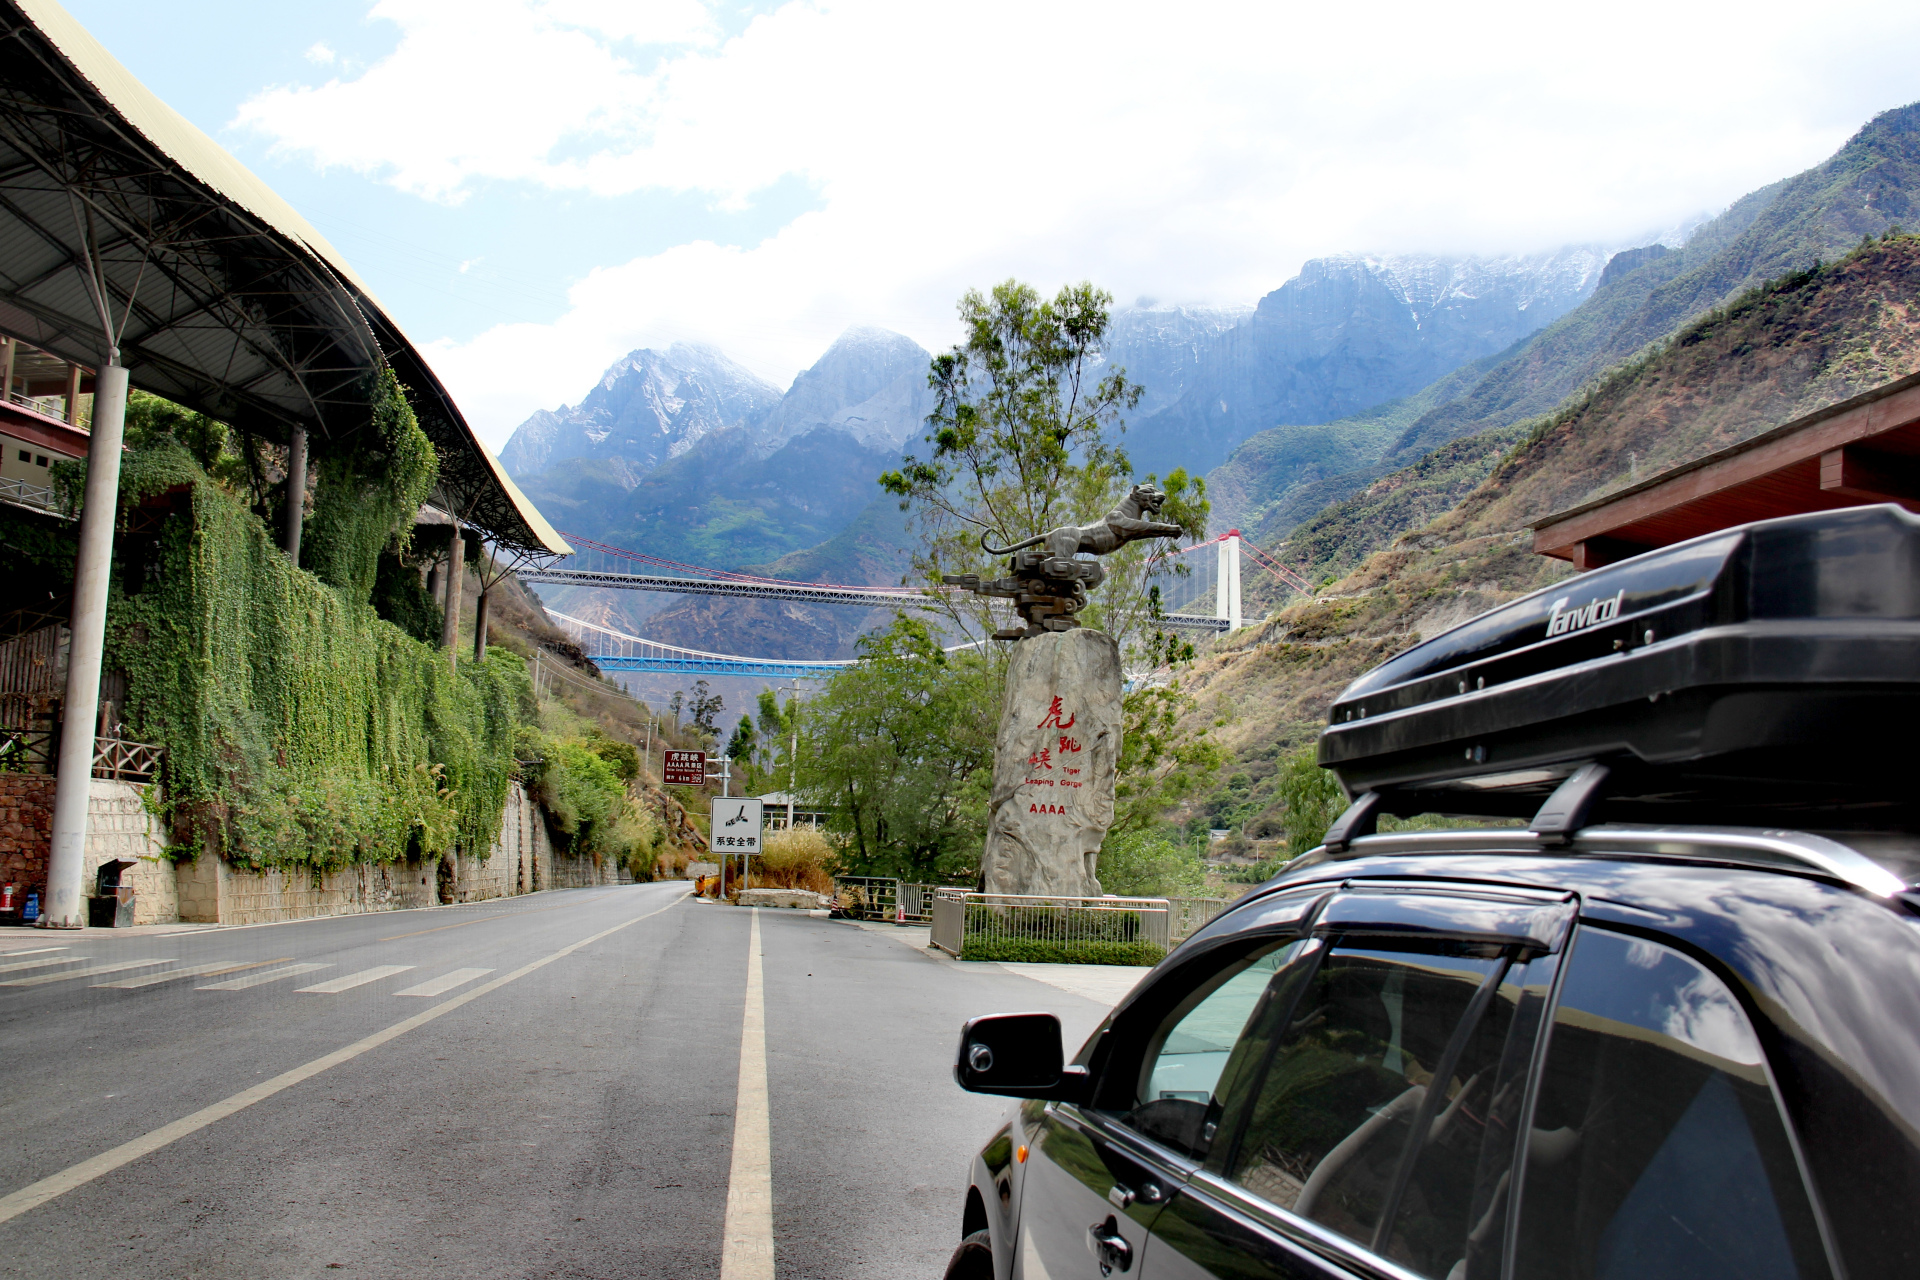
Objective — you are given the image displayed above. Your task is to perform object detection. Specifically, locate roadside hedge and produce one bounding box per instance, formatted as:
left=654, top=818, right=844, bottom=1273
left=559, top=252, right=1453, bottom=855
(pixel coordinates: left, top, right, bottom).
left=960, top=937, right=1166, bottom=966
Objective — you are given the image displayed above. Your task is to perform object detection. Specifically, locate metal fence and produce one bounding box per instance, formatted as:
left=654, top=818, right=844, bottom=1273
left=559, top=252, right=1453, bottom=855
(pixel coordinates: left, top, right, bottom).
left=929, top=891, right=1171, bottom=958
left=1165, top=894, right=1253, bottom=943
left=831, top=878, right=955, bottom=923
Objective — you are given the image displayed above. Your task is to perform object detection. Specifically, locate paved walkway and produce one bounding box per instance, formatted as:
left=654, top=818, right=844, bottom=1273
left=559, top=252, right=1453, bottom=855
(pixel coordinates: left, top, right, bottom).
left=840, top=916, right=1155, bottom=1007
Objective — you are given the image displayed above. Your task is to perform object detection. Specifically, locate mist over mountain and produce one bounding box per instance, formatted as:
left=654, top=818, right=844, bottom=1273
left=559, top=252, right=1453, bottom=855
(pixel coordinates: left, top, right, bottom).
left=498, top=343, right=782, bottom=483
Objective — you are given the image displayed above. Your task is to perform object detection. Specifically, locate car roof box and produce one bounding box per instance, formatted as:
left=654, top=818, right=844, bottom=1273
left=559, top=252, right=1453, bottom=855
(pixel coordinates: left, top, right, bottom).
left=1318, top=504, right=1920, bottom=829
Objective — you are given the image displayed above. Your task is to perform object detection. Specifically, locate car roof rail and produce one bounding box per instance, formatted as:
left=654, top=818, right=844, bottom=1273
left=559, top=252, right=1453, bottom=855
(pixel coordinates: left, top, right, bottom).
left=1293, top=825, right=1911, bottom=900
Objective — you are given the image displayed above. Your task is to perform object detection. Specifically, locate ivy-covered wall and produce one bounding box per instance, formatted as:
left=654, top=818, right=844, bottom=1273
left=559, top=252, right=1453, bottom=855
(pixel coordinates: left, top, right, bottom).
left=104, top=372, right=529, bottom=870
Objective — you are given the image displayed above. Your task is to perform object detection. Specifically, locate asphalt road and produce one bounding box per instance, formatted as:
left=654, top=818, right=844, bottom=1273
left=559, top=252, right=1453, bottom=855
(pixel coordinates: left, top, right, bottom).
left=0, top=884, right=1116, bottom=1278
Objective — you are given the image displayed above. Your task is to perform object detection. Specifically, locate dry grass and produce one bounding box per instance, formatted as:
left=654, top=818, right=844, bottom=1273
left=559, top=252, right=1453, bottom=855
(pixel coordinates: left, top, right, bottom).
left=756, top=828, right=836, bottom=895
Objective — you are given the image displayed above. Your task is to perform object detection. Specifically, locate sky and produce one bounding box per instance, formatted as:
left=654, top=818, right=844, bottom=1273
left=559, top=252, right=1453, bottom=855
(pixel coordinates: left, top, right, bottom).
left=59, top=0, right=1920, bottom=452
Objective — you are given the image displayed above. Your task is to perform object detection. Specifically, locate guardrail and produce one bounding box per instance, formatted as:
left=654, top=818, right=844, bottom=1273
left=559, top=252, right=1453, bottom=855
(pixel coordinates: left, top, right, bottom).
left=0, top=725, right=53, bottom=773
left=94, top=736, right=162, bottom=782
left=0, top=728, right=162, bottom=781
left=929, top=890, right=1171, bottom=959
left=0, top=475, right=61, bottom=515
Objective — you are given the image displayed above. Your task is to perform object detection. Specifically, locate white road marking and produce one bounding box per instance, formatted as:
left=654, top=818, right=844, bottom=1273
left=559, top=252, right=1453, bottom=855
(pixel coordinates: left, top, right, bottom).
left=0, top=946, right=68, bottom=958
left=197, top=962, right=331, bottom=991
left=0, top=955, right=86, bottom=977
left=94, top=962, right=258, bottom=990
left=0, top=891, right=685, bottom=1226
left=393, top=967, right=494, bottom=998
left=721, top=908, right=774, bottom=1280
left=0, top=960, right=173, bottom=988
left=295, top=965, right=414, bottom=994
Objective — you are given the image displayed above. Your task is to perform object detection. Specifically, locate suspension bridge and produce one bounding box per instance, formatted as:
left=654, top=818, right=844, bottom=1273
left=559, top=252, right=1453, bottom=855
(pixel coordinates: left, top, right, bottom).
left=528, top=530, right=1313, bottom=678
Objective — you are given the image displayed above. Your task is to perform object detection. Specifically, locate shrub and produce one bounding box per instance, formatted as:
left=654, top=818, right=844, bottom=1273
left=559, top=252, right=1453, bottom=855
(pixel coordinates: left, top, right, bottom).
left=1098, top=826, right=1208, bottom=897
left=960, top=937, right=1165, bottom=965
left=758, top=828, right=835, bottom=894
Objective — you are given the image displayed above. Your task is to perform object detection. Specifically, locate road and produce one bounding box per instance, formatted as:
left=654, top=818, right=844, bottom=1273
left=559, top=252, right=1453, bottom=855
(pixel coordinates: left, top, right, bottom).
left=0, top=883, right=1119, bottom=1278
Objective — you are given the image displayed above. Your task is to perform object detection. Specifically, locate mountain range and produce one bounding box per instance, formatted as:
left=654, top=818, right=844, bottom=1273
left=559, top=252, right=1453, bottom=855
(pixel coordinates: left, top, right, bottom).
left=498, top=101, right=1920, bottom=670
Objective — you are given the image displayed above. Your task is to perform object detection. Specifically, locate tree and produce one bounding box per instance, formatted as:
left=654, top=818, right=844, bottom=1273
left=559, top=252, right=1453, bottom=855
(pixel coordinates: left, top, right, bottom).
left=668, top=690, right=685, bottom=730
left=726, top=714, right=757, bottom=766
left=794, top=615, right=998, bottom=881
left=755, top=688, right=798, bottom=794
left=880, top=280, right=1208, bottom=655
left=687, top=679, right=724, bottom=736
left=1276, top=745, right=1346, bottom=857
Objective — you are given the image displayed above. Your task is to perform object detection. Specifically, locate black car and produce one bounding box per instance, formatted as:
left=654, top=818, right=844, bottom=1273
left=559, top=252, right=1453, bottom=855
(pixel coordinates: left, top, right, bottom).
left=945, top=507, right=1920, bottom=1280
left=946, top=825, right=1920, bottom=1280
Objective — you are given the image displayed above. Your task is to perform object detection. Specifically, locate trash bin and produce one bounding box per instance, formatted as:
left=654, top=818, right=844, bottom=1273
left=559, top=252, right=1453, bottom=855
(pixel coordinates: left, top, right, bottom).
left=87, top=860, right=136, bottom=928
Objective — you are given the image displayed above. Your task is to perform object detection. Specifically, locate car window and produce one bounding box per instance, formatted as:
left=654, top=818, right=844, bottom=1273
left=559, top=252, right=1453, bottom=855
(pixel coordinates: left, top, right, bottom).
left=1226, top=945, right=1515, bottom=1275
left=1121, top=940, right=1305, bottom=1160
left=1512, top=929, right=1832, bottom=1280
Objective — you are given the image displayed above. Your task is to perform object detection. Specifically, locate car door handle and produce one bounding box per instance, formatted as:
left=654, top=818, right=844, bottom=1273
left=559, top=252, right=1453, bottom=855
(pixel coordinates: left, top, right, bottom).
left=1087, top=1215, right=1133, bottom=1276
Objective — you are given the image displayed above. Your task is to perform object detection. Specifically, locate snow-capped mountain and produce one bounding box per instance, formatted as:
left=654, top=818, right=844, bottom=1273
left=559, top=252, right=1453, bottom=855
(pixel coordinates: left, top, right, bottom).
left=1124, top=247, right=1617, bottom=479
left=755, top=326, right=934, bottom=454
left=498, top=343, right=783, bottom=485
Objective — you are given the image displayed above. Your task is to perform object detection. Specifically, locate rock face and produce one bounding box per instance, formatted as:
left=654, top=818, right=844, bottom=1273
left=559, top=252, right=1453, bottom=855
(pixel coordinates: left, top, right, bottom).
left=755, top=326, right=934, bottom=454
left=981, top=629, right=1123, bottom=898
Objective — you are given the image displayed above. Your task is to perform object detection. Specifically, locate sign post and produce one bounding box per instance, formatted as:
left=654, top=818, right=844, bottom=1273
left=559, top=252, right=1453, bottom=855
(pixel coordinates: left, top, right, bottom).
left=664, top=749, right=706, bottom=787
left=711, top=796, right=763, bottom=899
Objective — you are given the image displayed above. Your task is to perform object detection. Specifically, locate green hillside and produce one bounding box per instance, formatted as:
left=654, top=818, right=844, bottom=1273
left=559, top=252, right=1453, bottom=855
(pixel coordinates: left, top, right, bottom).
left=1181, top=232, right=1920, bottom=838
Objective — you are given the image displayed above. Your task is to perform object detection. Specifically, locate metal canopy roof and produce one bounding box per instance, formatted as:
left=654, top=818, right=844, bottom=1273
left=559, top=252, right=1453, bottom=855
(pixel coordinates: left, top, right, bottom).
left=1532, top=371, right=1920, bottom=569
left=0, top=0, right=567, bottom=555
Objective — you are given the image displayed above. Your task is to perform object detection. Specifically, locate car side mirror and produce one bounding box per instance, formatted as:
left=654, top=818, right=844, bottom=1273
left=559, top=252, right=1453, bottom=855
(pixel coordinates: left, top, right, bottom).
left=954, top=1012, right=1091, bottom=1103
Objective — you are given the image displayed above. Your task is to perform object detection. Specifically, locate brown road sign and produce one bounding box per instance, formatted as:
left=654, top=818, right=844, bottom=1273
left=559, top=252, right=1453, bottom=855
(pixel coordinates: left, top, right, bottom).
left=664, top=750, right=707, bottom=786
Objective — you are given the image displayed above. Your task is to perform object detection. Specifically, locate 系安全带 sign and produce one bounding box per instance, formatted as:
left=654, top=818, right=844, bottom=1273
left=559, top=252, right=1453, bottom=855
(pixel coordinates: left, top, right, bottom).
left=711, top=797, right=763, bottom=854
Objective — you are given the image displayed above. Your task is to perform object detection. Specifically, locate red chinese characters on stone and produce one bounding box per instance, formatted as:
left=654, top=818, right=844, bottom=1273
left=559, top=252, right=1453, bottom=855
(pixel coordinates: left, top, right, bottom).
left=1036, top=696, right=1076, bottom=731
left=1028, top=747, right=1052, bottom=770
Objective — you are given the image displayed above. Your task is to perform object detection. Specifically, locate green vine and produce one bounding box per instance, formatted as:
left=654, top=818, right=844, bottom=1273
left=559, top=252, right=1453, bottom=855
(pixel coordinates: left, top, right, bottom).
left=301, top=368, right=439, bottom=603
left=105, top=428, right=518, bottom=871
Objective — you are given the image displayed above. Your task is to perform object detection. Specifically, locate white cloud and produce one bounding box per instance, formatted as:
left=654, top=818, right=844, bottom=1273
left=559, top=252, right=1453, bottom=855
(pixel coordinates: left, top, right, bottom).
left=240, top=0, right=1920, bottom=448
left=303, top=41, right=336, bottom=65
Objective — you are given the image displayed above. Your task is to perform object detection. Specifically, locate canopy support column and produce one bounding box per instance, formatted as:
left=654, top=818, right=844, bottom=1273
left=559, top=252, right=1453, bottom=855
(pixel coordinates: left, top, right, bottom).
left=282, top=423, right=307, bottom=562
left=44, top=362, right=129, bottom=928
left=473, top=586, right=490, bottom=663
left=440, top=523, right=464, bottom=671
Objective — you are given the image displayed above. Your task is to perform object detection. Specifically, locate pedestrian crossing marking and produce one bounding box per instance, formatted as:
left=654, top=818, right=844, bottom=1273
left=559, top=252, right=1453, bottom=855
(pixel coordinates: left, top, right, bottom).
left=296, top=965, right=414, bottom=994
left=95, top=961, right=280, bottom=990
left=198, top=962, right=330, bottom=991
left=394, top=967, right=494, bottom=997
left=0, top=959, right=174, bottom=987
left=0, top=955, right=86, bottom=977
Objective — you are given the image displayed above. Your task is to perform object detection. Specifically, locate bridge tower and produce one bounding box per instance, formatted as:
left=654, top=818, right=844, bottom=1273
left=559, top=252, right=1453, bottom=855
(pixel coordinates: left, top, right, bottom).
left=1216, top=530, right=1243, bottom=632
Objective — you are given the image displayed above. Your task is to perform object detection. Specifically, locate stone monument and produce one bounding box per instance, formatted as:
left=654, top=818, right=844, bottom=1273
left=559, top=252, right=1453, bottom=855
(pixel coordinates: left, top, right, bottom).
left=944, top=484, right=1186, bottom=896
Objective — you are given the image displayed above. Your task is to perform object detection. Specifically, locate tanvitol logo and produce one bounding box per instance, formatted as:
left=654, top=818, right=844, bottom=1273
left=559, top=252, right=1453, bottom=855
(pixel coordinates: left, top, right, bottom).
left=1547, top=588, right=1626, bottom=638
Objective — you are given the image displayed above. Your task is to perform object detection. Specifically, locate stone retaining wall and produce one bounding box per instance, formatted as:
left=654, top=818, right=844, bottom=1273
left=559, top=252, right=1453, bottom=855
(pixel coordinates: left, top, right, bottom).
left=5, top=777, right=638, bottom=927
